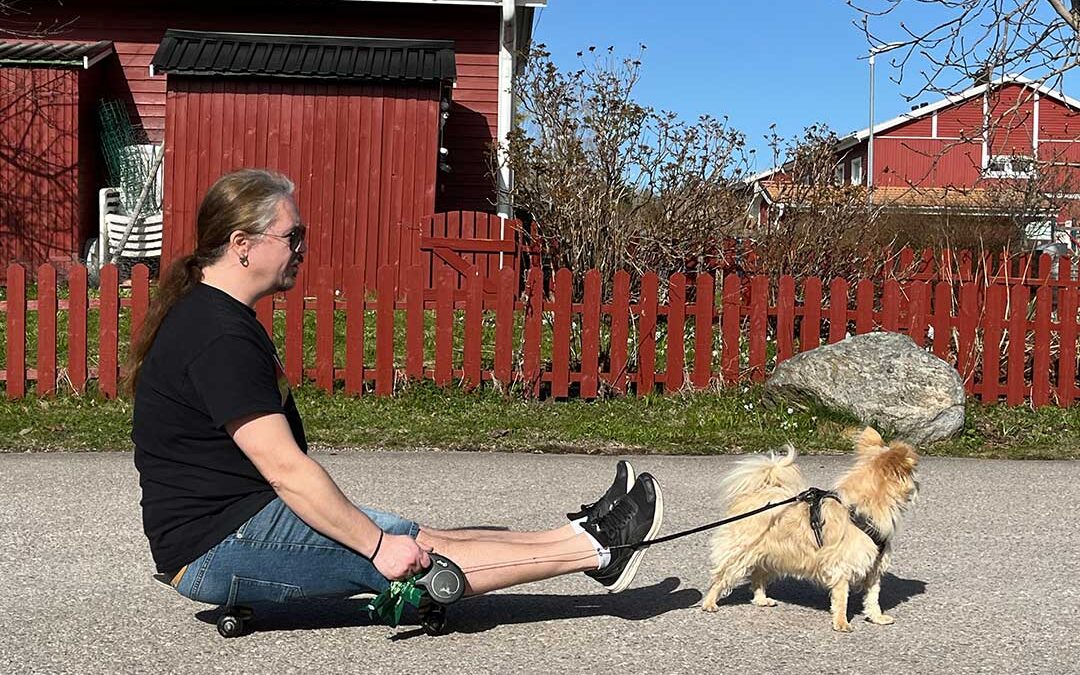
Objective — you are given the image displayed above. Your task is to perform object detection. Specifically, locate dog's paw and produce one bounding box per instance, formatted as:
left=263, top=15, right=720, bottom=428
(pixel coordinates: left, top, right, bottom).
left=866, top=613, right=895, bottom=625
left=751, top=597, right=778, bottom=607
left=832, top=619, right=853, bottom=633
left=701, top=600, right=719, bottom=613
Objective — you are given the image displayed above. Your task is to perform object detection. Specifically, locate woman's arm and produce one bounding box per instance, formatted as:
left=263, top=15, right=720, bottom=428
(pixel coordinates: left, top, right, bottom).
left=226, top=411, right=429, bottom=580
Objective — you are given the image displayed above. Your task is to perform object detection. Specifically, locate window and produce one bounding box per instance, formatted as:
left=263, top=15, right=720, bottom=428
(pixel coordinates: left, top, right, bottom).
left=851, top=157, right=863, bottom=185
left=985, top=155, right=1035, bottom=178
left=833, top=163, right=845, bottom=185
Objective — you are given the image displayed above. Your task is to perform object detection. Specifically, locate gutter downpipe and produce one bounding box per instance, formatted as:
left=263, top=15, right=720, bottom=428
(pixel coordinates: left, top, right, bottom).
left=497, top=0, right=517, bottom=268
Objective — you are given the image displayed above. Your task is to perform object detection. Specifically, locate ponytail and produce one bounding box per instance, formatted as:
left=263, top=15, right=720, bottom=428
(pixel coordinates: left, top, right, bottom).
left=122, top=254, right=203, bottom=396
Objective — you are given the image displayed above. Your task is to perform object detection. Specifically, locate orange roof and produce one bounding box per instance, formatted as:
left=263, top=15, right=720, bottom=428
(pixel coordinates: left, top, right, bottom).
left=759, top=180, right=1055, bottom=212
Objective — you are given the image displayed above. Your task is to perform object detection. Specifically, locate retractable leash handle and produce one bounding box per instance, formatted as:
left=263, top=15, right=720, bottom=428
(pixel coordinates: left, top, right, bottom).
left=414, top=553, right=466, bottom=605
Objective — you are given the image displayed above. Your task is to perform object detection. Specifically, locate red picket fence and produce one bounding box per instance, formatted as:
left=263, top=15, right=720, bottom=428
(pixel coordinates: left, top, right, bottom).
left=2, top=259, right=1079, bottom=406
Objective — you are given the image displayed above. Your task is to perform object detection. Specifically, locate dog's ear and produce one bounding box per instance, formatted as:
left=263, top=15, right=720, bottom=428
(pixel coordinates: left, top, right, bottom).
left=853, top=426, right=885, bottom=455
left=888, top=441, right=919, bottom=468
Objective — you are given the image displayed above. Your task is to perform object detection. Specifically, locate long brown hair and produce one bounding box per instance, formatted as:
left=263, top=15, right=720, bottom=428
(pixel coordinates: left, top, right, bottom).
left=123, top=169, right=295, bottom=396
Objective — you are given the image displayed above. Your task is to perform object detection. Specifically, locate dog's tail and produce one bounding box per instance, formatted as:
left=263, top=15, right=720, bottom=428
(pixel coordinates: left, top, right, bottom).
left=720, top=444, right=806, bottom=504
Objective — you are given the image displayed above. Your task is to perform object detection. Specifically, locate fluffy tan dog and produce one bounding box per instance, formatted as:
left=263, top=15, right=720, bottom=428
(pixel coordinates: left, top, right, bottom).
left=701, top=427, right=919, bottom=631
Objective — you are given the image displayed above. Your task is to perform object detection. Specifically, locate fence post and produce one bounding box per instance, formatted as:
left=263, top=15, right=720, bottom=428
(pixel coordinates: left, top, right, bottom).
left=406, top=265, right=425, bottom=382
left=315, top=267, right=335, bottom=392
left=637, top=272, right=659, bottom=397
left=1059, top=286, right=1077, bottom=406
left=99, top=264, right=119, bottom=398
left=36, top=264, right=57, bottom=397
left=284, top=269, right=305, bottom=386
left=5, top=264, right=26, bottom=399
left=800, top=277, right=822, bottom=353
left=581, top=269, right=601, bottom=399
left=609, top=271, right=630, bottom=394
left=721, top=273, right=741, bottom=385
left=1006, top=284, right=1029, bottom=405
left=435, top=266, right=455, bottom=387
left=692, top=273, right=714, bottom=389
left=551, top=268, right=572, bottom=398
left=523, top=267, right=543, bottom=398
left=463, top=265, right=483, bottom=391
left=344, top=265, right=366, bottom=396
left=494, top=267, right=515, bottom=388
left=748, top=276, right=768, bottom=382
left=981, top=284, right=1007, bottom=403
left=666, top=273, right=686, bottom=392
left=375, top=265, right=396, bottom=396
left=829, top=278, right=849, bottom=344
left=1032, top=285, right=1052, bottom=407
left=68, top=265, right=88, bottom=393
left=776, top=275, right=795, bottom=364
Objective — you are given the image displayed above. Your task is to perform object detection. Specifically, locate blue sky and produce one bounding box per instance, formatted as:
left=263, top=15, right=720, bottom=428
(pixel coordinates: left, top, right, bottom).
left=531, top=0, right=1079, bottom=172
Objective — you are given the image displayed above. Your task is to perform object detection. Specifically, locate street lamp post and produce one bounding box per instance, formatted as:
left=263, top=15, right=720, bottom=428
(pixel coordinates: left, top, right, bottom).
left=867, top=43, right=905, bottom=195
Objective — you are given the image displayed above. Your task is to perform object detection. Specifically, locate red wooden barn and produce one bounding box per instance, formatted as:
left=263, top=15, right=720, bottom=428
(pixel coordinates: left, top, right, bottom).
left=0, top=0, right=544, bottom=291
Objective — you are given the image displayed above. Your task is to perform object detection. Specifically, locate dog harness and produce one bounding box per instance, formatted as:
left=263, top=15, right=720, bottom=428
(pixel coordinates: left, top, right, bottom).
left=801, top=487, right=890, bottom=554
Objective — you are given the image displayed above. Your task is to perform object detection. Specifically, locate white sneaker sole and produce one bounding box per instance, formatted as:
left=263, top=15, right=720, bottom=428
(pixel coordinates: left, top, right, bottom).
left=605, top=476, right=664, bottom=593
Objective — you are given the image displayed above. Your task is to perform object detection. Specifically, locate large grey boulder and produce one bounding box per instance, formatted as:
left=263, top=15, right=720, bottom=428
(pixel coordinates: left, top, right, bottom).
left=763, top=331, right=964, bottom=445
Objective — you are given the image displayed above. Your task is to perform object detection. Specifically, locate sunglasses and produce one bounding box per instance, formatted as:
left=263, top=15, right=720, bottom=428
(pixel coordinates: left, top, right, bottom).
left=264, top=224, right=306, bottom=252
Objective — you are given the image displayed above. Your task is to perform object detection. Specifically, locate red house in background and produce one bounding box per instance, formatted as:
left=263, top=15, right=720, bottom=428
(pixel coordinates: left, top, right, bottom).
left=0, top=0, right=544, bottom=292
left=751, top=75, right=1080, bottom=250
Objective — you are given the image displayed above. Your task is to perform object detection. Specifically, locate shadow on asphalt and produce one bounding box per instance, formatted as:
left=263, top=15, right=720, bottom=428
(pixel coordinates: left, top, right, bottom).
left=193, top=576, right=701, bottom=637
left=714, top=572, right=927, bottom=618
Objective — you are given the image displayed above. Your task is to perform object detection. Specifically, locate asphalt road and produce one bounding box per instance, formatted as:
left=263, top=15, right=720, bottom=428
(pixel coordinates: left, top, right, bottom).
left=1, top=450, right=1077, bottom=674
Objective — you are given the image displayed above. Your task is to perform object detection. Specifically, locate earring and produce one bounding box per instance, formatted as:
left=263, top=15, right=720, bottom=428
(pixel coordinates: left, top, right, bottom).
left=239, top=254, right=249, bottom=268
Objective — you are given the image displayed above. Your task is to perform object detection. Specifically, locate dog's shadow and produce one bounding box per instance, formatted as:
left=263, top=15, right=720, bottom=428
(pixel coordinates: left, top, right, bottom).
left=195, top=576, right=700, bottom=637
left=716, top=573, right=926, bottom=617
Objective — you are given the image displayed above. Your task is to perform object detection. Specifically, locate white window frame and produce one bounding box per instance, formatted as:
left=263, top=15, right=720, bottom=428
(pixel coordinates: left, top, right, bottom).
left=985, top=155, right=1036, bottom=178
left=851, top=157, right=863, bottom=185
left=833, top=163, right=845, bottom=185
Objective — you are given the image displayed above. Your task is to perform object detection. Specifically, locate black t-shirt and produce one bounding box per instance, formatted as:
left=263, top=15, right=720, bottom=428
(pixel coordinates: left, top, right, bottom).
left=133, top=283, right=308, bottom=574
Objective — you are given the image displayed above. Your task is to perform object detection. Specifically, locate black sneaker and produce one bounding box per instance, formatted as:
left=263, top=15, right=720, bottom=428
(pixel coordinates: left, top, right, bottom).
left=582, top=472, right=664, bottom=593
left=566, top=460, right=635, bottom=524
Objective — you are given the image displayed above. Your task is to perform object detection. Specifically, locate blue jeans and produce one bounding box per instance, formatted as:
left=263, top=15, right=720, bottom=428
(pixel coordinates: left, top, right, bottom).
left=174, top=498, right=420, bottom=607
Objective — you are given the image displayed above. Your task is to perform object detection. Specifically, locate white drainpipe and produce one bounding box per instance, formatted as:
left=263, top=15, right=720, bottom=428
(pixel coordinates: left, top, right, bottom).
left=497, top=0, right=517, bottom=266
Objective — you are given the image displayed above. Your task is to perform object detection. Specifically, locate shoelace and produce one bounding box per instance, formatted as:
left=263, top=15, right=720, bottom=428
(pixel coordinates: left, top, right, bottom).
left=594, top=492, right=639, bottom=542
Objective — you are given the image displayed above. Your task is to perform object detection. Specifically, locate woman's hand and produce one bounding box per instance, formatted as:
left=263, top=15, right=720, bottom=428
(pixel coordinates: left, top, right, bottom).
left=372, top=533, right=431, bottom=581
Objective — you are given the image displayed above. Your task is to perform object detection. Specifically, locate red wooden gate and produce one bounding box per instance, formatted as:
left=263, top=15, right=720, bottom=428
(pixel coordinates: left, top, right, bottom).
left=415, top=211, right=530, bottom=293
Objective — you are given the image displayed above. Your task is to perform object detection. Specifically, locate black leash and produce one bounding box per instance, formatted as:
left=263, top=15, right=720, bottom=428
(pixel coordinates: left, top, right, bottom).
left=611, top=487, right=837, bottom=551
